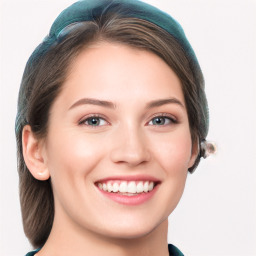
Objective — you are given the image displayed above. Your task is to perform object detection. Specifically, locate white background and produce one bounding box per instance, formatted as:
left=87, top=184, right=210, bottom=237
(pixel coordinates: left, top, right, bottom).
left=0, top=0, right=256, bottom=255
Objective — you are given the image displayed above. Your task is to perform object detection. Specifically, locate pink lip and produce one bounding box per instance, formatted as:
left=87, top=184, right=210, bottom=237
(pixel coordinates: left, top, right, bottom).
left=95, top=175, right=161, bottom=206
left=97, top=185, right=159, bottom=205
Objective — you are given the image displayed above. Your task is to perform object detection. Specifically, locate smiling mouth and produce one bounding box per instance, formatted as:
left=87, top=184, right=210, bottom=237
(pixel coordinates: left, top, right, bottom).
left=96, top=180, right=158, bottom=196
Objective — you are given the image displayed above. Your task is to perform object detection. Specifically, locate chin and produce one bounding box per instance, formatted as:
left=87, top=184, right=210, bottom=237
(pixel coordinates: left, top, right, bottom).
left=94, top=215, right=167, bottom=241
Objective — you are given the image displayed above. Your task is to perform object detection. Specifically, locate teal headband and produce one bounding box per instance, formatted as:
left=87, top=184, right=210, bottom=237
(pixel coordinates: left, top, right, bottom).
left=28, top=0, right=201, bottom=71
left=49, top=0, right=198, bottom=66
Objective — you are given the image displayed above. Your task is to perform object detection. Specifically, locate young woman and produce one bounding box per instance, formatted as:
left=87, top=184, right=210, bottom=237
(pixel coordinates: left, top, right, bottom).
left=15, top=0, right=215, bottom=255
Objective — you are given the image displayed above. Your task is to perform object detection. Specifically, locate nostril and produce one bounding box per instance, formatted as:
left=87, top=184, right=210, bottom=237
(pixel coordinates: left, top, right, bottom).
left=110, top=147, right=151, bottom=166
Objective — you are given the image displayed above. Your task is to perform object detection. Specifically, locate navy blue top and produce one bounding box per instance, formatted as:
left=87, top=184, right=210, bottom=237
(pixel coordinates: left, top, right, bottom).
left=25, top=244, right=184, bottom=255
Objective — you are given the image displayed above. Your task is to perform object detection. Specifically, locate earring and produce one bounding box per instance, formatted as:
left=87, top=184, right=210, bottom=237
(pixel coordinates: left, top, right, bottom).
left=200, top=139, right=216, bottom=159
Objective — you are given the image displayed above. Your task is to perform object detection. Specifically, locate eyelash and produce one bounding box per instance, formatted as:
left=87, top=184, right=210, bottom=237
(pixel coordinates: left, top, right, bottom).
left=147, top=113, right=177, bottom=126
left=78, top=114, right=109, bottom=127
left=78, top=113, right=177, bottom=127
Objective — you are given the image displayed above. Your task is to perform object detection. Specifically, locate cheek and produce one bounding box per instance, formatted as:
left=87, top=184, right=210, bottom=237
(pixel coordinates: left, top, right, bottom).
left=44, top=130, right=109, bottom=220
left=150, top=128, right=193, bottom=175
left=45, top=130, right=105, bottom=186
left=151, top=131, right=191, bottom=215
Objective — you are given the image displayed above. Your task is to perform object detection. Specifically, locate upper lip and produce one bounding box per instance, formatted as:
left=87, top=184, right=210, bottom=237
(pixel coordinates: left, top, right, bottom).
left=95, top=175, right=161, bottom=184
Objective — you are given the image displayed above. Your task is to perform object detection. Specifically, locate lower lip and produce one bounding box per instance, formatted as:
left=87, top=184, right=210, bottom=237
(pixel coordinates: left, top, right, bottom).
left=97, top=185, right=159, bottom=206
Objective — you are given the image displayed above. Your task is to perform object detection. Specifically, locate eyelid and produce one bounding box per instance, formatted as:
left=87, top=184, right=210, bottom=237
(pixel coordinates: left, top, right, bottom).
left=146, top=113, right=178, bottom=125
left=78, top=113, right=110, bottom=126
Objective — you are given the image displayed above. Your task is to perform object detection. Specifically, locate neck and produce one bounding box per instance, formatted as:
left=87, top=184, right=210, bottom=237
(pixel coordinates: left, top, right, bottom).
left=38, top=209, right=170, bottom=256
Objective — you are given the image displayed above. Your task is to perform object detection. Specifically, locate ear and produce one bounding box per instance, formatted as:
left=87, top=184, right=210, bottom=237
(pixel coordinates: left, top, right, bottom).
left=188, top=139, right=200, bottom=168
left=22, top=125, right=50, bottom=180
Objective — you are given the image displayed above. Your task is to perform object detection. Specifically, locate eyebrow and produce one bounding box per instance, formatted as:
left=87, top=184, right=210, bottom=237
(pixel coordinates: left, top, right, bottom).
left=69, top=97, right=184, bottom=110
left=146, top=98, right=185, bottom=109
left=69, top=98, right=116, bottom=110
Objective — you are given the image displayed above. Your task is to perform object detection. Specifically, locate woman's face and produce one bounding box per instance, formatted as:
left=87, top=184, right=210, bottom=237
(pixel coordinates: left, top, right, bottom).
left=42, top=42, right=197, bottom=239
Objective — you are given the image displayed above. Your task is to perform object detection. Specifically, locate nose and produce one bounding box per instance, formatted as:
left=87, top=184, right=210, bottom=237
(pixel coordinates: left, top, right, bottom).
left=110, top=126, right=151, bottom=167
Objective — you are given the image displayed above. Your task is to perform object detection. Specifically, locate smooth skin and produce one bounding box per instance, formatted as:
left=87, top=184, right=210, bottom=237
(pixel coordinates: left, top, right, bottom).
left=22, top=42, right=198, bottom=256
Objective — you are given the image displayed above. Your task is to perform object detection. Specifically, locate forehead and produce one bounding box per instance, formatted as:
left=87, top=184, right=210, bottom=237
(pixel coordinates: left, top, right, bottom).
left=58, top=41, right=185, bottom=108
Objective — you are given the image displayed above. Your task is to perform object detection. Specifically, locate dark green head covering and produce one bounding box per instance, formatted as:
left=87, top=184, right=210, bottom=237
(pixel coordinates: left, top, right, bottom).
left=49, top=0, right=198, bottom=66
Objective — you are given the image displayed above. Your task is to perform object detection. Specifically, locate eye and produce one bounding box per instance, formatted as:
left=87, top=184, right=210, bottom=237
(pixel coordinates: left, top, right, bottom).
left=148, top=115, right=176, bottom=126
left=79, top=115, right=108, bottom=127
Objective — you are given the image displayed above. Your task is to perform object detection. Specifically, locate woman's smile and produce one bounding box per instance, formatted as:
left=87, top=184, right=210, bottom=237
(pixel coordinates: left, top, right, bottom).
left=94, top=175, right=161, bottom=205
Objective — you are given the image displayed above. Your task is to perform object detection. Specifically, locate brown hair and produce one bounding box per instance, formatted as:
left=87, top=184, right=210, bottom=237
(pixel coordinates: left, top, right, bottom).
left=16, top=11, right=207, bottom=248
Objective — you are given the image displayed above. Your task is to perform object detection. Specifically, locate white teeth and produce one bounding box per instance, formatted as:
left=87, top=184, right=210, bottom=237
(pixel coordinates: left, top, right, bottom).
left=136, top=181, right=144, bottom=193
left=148, top=181, right=154, bottom=191
left=102, top=183, right=107, bottom=191
left=107, top=183, right=113, bottom=192
left=143, top=181, right=149, bottom=192
left=127, top=181, right=137, bottom=193
left=119, top=181, right=128, bottom=193
left=97, top=181, right=156, bottom=194
left=112, top=182, right=119, bottom=192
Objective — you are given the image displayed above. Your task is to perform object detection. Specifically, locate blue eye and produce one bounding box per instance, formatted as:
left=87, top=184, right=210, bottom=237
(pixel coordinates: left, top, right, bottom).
left=80, top=116, right=107, bottom=127
left=148, top=116, right=175, bottom=126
